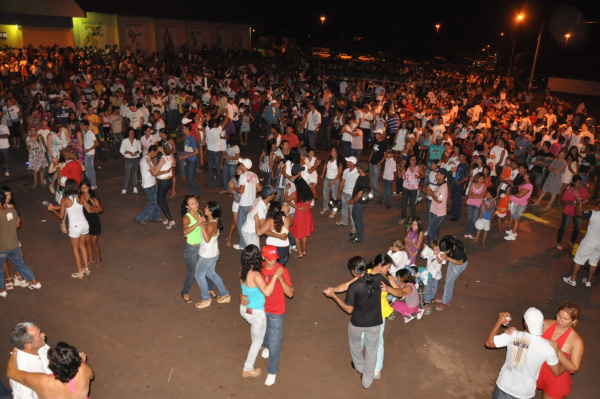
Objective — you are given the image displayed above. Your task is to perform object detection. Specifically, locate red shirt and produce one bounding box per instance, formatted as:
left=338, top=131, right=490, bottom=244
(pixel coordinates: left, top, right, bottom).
left=261, top=262, right=292, bottom=315
left=282, top=133, right=299, bottom=148
left=562, top=187, right=588, bottom=216
left=60, top=160, right=83, bottom=184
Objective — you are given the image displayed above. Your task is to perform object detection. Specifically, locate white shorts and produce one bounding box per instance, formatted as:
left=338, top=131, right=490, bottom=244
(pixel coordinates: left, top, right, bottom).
left=574, top=236, right=600, bottom=267
left=476, top=218, right=491, bottom=231
left=232, top=201, right=239, bottom=213
left=69, top=222, right=90, bottom=238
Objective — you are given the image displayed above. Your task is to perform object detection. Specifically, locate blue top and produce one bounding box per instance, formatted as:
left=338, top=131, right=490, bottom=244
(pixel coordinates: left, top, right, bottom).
left=482, top=198, right=495, bottom=220
left=241, top=283, right=265, bottom=310
left=184, top=135, right=198, bottom=163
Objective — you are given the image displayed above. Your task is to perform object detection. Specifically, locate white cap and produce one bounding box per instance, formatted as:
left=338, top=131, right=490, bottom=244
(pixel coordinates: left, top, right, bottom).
left=238, top=158, right=252, bottom=169
left=345, top=156, right=357, bottom=164
left=523, top=307, right=544, bottom=336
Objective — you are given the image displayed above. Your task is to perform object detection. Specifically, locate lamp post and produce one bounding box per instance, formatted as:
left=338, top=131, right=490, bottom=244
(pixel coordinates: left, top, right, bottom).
left=508, top=13, right=524, bottom=75
left=527, top=21, right=544, bottom=92
left=435, top=24, right=440, bottom=35
left=320, top=16, right=326, bottom=27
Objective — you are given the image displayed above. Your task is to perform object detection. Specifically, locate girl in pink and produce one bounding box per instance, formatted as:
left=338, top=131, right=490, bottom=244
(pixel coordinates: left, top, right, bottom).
left=465, top=173, right=487, bottom=239
left=391, top=269, right=424, bottom=323
left=505, top=170, right=535, bottom=241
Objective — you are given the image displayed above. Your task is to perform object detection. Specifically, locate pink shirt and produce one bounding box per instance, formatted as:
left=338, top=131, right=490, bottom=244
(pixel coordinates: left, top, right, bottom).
left=430, top=183, right=448, bottom=216
left=509, top=183, right=533, bottom=206
left=562, top=187, right=588, bottom=216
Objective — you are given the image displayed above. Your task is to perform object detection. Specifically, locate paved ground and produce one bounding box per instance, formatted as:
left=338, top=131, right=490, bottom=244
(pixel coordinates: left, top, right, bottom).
left=0, top=143, right=598, bottom=399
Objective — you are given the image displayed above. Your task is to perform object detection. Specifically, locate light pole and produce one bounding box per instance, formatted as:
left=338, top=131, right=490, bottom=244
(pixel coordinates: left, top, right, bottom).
left=527, top=21, right=544, bottom=92
left=508, top=13, right=524, bottom=75
left=435, top=24, right=440, bottom=35
left=320, top=16, right=326, bottom=27
left=564, top=33, right=571, bottom=46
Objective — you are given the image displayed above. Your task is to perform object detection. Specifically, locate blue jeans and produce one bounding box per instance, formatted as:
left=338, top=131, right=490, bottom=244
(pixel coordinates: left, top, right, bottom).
left=0, top=148, right=8, bottom=174
left=123, top=157, right=140, bottom=190
left=276, top=246, right=289, bottom=266
left=466, top=204, right=479, bottom=236
left=237, top=205, right=252, bottom=248
left=186, top=158, right=199, bottom=195
left=556, top=214, right=582, bottom=245
left=306, top=129, right=317, bottom=150
left=223, top=163, right=237, bottom=191
left=177, top=151, right=186, bottom=179
left=0, top=247, right=36, bottom=289
left=339, top=192, right=355, bottom=230
left=262, top=312, right=285, bottom=375
left=369, top=164, right=381, bottom=197
left=427, top=212, right=445, bottom=246
left=423, top=278, right=439, bottom=304
left=352, top=202, right=366, bottom=241
left=135, top=185, right=161, bottom=223
left=206, top=150, right=223, bottom=187
left=84, top=154, right=96, bottom=187
left=112, top=133, right=124, bottom=157
left=493, top=384, right=526, bottom=399
left=350, top=148, right=362, bottom=159
left=322, top=178, right=339, bottom=210
left=183, top=243, right=213, bottom=295
left=441, top=260, right=468, bottom=305
left=341, top=141, right=351, bottom=158
left=195, top=255, right=228, bottom=301
left=450, top=183, right=465, bottom=219
left=382, top=179, right=393, bottom=206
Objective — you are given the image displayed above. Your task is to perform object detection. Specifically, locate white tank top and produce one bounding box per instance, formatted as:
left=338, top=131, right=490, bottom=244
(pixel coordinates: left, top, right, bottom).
left=266, top=226, right=289, bottom=247
left=326, top=159, right=339, bottom=179
left=199, top=220, right=219, bottom=258
left=65, top=195, right=88, bottom=230
left=157, top=155, right=173, bottom=180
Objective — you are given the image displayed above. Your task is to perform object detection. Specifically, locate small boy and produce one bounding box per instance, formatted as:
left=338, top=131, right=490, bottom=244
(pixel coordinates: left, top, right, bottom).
left=421, top=239, right=445, bottom=314
left=472, top=186, right=497, bottom=247
left=380, top=150, right=396, bottom=209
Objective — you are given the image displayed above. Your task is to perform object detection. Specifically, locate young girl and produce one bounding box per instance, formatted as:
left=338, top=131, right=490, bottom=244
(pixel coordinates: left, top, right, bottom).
left=404, top=217, right=424, bottom=265
left=420, top=239, right=445, bottom=312
left=391, top=269, right=424, bottom=323
left=387, top=239, right=410, bottom=277
left=239, top=106, right=254, bottom=146
left=495, top=192, right=510, bottom=231
left=465, top=173, right=487, bottom=239
left=81, top=181, right=103, bottom=267
left=1, top=186, right=28, bottom=289
left=472, top=187, right=497, bottom=247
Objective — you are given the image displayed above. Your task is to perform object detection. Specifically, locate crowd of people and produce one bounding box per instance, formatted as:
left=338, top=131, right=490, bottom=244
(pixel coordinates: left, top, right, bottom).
left=1, top=43, right=598, bottom=397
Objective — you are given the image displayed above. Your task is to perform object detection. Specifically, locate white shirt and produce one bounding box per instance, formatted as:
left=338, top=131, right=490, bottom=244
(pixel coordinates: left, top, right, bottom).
left=140, top=134, right=158, bottom=156
left=83, top=130, right=96, bottom=155
left=10, top=346, right=51, bottom=399
left=140, top=155, right=156, bottom=188
left=242, top=197, right=268, bottom=233
left=120, top=138, right=141, bottom=159
left=239, top=171, right=258, bottom=206
left=37, top=128, right=51, bottom=144
left=126, top=109, right=144, bottom=129
left=383, top=157, right=396, bottom=180
left=306, top=110, right=321, bottom=131
left=206, top=126, right=223, bottom=152
left=0, top=123, right=9, bottom=149
left=342, top=167, right=359, bottom=195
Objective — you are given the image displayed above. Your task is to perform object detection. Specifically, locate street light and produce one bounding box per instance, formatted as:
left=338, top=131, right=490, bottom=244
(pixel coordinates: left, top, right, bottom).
left=565, top=33, right=571, bottom=46
left=320, top=16, right=326, bottom=27
left=435, top=24, right=441, bottom=35
left=508, top=14, right=524, bottom=74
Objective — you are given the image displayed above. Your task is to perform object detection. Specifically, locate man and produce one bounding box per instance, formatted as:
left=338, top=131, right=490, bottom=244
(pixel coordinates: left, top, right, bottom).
left=514, top=130, right=531, bottom=164
left=140, top=124, right=158, bottom=156
left=305, top=102, right=321, bottom=150
left=0, top=189, right=41, bottom=297
left=240, top=185, right=276, bottom=248
left=262, top=100, right=281, bottom=131
left=0, top=110, right=10, bottom=176
left=205, top=114, right=229, bottom=188
left=2, top=98, right=22, bottom=148
left=109, top=106, right=125, bottom=159
left=232, top=158, right=259, bottom=250
left=320, top=102, right=333, bottom=150
left=241, top=245, right=294, bottom=387
left=55, top=99, right=74, bottom=126
left=80, top=120, right=98, bottom=190
left=336, top=156, right=360, bottom=233
left=349, top=162, right=371, bottom=243
left=179, top=122, right=199, bottom=196
left=449, top=152, right=470, bottom=221
left=530, top=141, right=554, bottom=187
left=126, top=102, right=145, bottom=139
left=368, top=131, right=387, bottom=198
left=426, top=169, right=449, bottom=245
left=282, top=126, right=299, bottom=149
left=563, top=202, right=600, bottom=287
left=360, top=104, right=373, bottom=145
left=134, top=145, right=162, bottom=225
left=485, top=308, right=561, bottom=399
left=120, top=129, right=141, bottom=195
left=9, top=322, right=51, bottom=399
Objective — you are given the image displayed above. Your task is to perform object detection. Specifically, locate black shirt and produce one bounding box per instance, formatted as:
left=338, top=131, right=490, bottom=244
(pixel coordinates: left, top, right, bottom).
left=448, top=245, right=468, bottom=263
left=370, top=140, right=388, bottom=165
left=345, top=273, right=390, bottom=327
left=531, top=150, right=554, bottom=174
left=352, top=175, right=371, bottom=198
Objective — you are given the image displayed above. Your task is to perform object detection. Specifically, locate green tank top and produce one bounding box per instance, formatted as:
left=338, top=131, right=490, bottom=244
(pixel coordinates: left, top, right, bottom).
left=185, top=212, right=203, bottom=245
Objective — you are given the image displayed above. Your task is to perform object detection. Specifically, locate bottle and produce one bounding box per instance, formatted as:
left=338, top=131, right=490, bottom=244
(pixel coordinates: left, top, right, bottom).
left=571, top=243, right=579, bottom=256
left=502, top=313, right=512, bottom=327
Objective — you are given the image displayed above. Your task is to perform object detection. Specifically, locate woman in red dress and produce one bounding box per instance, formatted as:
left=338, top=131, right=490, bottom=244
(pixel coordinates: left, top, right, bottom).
left=536, top=302, right=584, bottom=399
left=286, top=165, right=314, bottom=259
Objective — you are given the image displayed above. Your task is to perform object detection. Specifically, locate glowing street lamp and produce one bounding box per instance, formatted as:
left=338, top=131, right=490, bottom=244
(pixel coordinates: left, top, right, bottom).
left=565, top=33, right=571, bottom=46
left=435, top=24, right=441, bottom=35
left=320, top=16, right=326, bottom=27
left=517, top=13, right=524, bottom=22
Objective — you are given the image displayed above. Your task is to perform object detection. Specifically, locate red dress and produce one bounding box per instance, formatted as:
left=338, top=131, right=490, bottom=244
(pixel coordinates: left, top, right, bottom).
left=289, top=192, right=314, bottom=239
left=536, top=323, right=573, bottom=399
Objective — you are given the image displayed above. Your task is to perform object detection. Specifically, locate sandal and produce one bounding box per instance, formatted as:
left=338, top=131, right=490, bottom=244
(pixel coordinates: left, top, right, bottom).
left=242, top=368, right=262, bottom=378
left=436, top=303, right=446, bottom=311
left=5, top=277, right=14, bottom=290
left=320, top=209, right=328, bottom=215
left=216, top=294, right=231, bottom=304
left=82, top=268, right=91, bottom=275
left=96, top=258, right=102, bottom=267
left=329, top=212, right=337, bottom=219
left=71, top=272, right=84, bottom=279
left=195, top=299, right=212, bottom=309
left=294, top=254, right=304, bottom=259
left=181, top=291, right=193, bottom=304
left=60, top=224, right=68, bottom=234
left=432, top=298, right=442, bottom=303
left=225, top=238, right=231, bottom=247
left=208, top=290, right=221, bottom=299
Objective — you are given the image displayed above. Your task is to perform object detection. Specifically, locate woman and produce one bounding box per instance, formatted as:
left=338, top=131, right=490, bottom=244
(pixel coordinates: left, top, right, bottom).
left=339, top=115, right=356, bottom=157
left=256, top=202, right=292, bottom=265
left=320, top=146, right=343, bottom=218
left=221, top=135, right=240, bottom=194
left=536, top=302, right=585, bottom=399
left=286, top=173, right=314, bottom=259
left=7, top=341, right=94, bottom=399
left=533, top=150, right=567, bottom=211
left=195, top=201, right=230, bottom=309
left=505, top=170, right=535, bottom=241
left=26, top=126, right=48, bottom=188
left=151, top=141, right=176, bottom=229
left=259, top=139, right=276, bottom=186
left=226, top=165, right=242, bottom=246
left=331, top=108, right=344, bottom=148
left=399, top=155, right=423, bottom=224
left=1, top=186, right=28, bottom=290
left=47, top=179, right=90, bottom=278
left=556, top=175, right=588, bottom=250
left=239, top=106, right=254, bottom=146
left=69, top=123, right=85, bottom=163
left=465, top=173, right=487, bottom=239
left=304, top=147, right=321, bottom=199
left=433, top=235, right=468, bottom=311
left=81, top=181, right=103, bottom=267
left=404, top=217, right=424, bottom=265
left=46, top=124, right=64, bottom=194
left=158, top=128, right=177, bottom=198
left=560, top=146, right=579, bottom=201
left=239, top=245, right=280, bottom=378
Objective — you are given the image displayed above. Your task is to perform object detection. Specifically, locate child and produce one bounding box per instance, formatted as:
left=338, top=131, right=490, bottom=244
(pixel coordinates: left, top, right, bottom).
left=495, top=192, right=510, bottom=231
left=387, top=239, right=410, bottom=278
left=472, top=187, right=497, bottom=247
left=391, top=269, right=425, bottom=323
left=380, top=150, right=396, bottom=209
left=420, top=239, right=445, bottom=313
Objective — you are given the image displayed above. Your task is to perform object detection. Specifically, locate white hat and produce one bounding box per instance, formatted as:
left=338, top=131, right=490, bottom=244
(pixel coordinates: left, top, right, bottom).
left=523, top=307, right=544, bottom=336
left=269, top=100, right=277, bottom=105
left=345, top=156, right=357, bottom=164
left=238, top=158, right=252, bottom=169
left=181, top=117, right=192, bottom=124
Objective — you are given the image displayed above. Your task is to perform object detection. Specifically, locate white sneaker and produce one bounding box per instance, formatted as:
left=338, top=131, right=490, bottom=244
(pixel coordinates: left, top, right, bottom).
left=133, top=187, right=138, bottom=194
left=505, top=230, right=513, bottom=235
left=404, top=315, right=415, bottom=323
left=261, top=347, right=269, bottom=359
left=233, top=244, right=243, bottom=250
left=563, top=276, right=576, bottom=286
left=504, top=233, right=516, bottom=241
left=121, top=189, right=126, bottom=194
left=28, top=282, right=42, bottom=290
left=416, top=308, right=425, bottom=320
left=582, top=278, right=591, bottom=287
left=0, top=290, right=6, bottom=298
left=265, top=373, right=276, bottom=386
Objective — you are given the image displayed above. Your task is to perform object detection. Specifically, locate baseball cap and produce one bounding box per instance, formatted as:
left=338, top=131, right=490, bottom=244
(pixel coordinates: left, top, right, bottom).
left=262, top=245, right=279, bottom=261
left=238, top=158, right=252, bottom=169
left=291, top=164, right=305, bottom=176
left=345, top=156, right=357, bottom=165
left=524, top=307, right=544, bottom=336
left=261, top=185, right=275, bottom=197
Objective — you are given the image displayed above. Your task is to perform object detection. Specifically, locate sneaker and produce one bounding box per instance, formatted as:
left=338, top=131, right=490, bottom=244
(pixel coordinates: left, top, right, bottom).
left=556, top=244, right=562, bottom=250
left=233, top=244, right=243, bottom=250
left=504, top=233, right=516, bottom=241
left=28, top=282, right=42, bottom=290
left=121, top=189, right=126, bottom=194
left=403, top=315, right=415, bottom=323
left=265, top=373, right=277, bottom=386
left=416, top=308, right=425, bottom=320
left=133, top=187, right=138, bottom=194
left=0, top=290, right=6, bottom=298
left=261, top=347, right=269, bottom=359
left=290, top=245, right=298, bottom=252
left=505, top=230, right=513, bottom=235
left=562, top=276, right=576, bottom=286
left=582, top=278, right=591, bottom=287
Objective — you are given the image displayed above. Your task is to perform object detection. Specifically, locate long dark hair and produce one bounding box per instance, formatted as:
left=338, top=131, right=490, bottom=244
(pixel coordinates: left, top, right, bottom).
left=64, top=179, right=79, bottom=198
left=439, top=235, right=464, bottom=257
left=266, top=201, right=284, bottom=233
left=240, top=245, right=262, bottom=282
left=369, top=253, right=393, bottom=269
left=0, top=186, right=14, bottom=207
left=206, top=201, right=224, bottom=231
left=79, top=180, right=97, bottom=199
left=395, top=268, right=415, bottom=285
left=294, top=176, right=314, bottom=203
left=347, top=256, right=373, bottom=297
left=181, top=194, right=201, bottom=217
